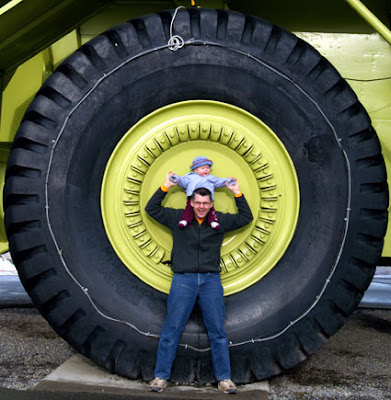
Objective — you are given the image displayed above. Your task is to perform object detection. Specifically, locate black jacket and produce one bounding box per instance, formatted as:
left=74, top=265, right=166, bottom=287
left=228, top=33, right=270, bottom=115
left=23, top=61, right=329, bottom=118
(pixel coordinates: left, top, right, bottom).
left=145, top=188, right=253, bottom=273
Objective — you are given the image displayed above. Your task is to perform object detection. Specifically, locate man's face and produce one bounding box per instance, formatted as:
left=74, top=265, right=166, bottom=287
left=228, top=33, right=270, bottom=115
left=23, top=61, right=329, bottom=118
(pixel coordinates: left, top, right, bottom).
left=190, top=194, right=213, bottom=219
left=194, top=165, right=210, bottom=177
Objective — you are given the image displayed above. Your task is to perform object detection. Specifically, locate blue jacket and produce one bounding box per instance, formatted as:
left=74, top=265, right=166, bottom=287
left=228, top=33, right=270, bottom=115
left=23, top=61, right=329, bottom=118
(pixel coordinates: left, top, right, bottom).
left=177, top=173, right=227, bottom=200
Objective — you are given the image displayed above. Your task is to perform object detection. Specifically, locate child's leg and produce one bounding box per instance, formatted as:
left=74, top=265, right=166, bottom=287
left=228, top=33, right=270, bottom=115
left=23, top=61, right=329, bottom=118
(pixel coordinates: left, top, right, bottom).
left=178, top=198, right=194, bottom=227
left=208, top=206, right=220, bottom=229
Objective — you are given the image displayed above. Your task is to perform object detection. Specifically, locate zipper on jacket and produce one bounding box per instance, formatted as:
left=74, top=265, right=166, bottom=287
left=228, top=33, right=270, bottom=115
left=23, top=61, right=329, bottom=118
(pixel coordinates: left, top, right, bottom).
left=197, top=223, right=201, bottom=272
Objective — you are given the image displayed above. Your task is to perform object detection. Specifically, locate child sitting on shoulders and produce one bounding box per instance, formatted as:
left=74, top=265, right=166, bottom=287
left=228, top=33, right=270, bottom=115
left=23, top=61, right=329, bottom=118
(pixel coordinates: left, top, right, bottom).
left=170, top=156, right=233, bottom=229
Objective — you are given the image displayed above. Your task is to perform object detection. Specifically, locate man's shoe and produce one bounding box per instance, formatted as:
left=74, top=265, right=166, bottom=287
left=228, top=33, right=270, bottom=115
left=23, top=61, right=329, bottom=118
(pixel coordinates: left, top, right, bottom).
left=149, top=378, right=168, bottom=392
left=218, top=379, right=237, bottom=394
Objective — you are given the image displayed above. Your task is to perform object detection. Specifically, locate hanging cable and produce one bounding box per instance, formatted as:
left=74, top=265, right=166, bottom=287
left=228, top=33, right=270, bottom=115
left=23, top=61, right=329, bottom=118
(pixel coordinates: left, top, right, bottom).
left=168, top=6, right=185, bottom=51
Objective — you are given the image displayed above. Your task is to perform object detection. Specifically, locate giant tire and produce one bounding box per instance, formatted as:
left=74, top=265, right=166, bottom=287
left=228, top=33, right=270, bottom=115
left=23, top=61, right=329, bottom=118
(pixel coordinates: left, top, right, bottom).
left=4, top=8, right=388, bottom=384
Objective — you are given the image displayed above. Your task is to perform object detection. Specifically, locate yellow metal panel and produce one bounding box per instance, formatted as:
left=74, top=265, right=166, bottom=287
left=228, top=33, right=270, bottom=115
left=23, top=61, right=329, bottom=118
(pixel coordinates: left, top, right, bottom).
left=346, top=0, right=391, bottom=46
left=373, top=120, right=391, bottom=256
left=0, top=159, right=8, bottom=251
left=0, top=0, right=110, bottom=75
left=296, top=32, right=391, bottom=257
left=0, top=29, right=80, bottom=144
left=0, top=52, right=46, bottom=143
left=296, top=32, right=391, bottom=79
left=351, top=81, right=391, bottom=256
left=0, top=0, right=23, bottom=16
left=50, top=29, right=80, bottom=69
left=79, top=2, right=174, bottom=45
left=230, top=0, right=390, bottom=33
left=0, top=51, right=47, bottom=251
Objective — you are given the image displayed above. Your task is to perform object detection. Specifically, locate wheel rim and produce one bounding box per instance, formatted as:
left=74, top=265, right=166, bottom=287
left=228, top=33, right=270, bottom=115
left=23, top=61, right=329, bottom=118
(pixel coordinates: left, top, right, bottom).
left=101, top=100, right=299, bottom=295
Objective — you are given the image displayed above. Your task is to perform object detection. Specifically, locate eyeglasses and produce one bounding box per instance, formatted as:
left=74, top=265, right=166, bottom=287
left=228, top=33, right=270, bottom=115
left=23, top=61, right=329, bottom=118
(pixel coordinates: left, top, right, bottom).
left=193, top=201, right=211, bottom=206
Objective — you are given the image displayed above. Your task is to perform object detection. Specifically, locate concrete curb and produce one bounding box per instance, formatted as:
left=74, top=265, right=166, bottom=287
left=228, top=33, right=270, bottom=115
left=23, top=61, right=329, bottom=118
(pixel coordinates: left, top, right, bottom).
left=34, top=355, right=269, bottom=399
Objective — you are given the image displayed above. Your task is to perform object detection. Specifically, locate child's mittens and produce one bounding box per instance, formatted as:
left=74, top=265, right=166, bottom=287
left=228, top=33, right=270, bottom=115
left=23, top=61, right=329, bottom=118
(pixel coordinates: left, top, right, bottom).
left=170, top=174, right=180, bottom=183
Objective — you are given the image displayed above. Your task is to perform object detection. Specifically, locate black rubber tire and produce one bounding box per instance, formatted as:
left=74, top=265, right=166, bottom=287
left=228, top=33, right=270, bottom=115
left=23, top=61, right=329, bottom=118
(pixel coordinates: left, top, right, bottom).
left=4, top=8, right=388, bottom=384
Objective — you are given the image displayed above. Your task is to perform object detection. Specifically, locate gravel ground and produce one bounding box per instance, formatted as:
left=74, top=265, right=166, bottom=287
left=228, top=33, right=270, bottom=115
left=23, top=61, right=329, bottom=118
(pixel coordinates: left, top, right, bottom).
left=0, top=307, right=390, bottom=399
left=269, top=308, right=391, bottom=399
left=0, top=308, right=76, bottom=390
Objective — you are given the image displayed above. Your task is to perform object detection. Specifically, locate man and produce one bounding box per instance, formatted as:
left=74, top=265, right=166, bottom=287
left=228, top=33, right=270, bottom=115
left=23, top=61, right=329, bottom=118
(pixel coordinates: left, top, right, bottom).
left=145, top=171, right=253, bottom=394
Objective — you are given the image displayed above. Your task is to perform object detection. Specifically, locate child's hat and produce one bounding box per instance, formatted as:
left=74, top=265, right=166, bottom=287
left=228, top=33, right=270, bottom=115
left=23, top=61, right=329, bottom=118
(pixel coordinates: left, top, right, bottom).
left=190, top=156, right=213, bottom=170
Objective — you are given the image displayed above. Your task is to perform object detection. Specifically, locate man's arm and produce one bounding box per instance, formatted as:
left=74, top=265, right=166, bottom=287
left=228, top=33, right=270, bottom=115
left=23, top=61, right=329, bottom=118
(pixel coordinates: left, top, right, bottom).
left=218, top=178, right=253, bottom=232
left=145, top=171, right=180, bottom=229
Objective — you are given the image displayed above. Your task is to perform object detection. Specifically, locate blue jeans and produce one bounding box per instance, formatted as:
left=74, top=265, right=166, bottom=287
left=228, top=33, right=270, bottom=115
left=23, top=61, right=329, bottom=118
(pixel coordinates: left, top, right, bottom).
left=154, top=272, right=231, bottom=381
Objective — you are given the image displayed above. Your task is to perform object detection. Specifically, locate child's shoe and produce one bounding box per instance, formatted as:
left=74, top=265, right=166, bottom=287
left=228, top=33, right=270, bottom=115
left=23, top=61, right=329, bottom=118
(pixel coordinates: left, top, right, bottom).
left=210, top=221, right=220, bottom=229
left=178, top=220, right=188, bottom=228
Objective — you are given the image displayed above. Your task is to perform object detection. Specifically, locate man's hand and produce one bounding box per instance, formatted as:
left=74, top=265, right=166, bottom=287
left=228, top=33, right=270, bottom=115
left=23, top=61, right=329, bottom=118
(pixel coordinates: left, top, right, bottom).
left=226, top=177, right=240, bottom=195
left=163, top=171, right=178, bottom=189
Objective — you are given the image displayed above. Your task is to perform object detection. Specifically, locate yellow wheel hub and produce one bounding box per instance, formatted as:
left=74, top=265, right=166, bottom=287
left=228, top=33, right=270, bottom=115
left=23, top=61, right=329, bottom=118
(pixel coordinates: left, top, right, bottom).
left=101, top=100, right=299, bottom=296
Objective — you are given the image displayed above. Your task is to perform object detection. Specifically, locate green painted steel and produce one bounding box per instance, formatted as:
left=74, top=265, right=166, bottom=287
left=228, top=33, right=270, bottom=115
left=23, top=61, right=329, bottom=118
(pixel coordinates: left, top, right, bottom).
left=346, top=0, right=391, bottom=45
left=0, top=0, right=390, bottom=256
left=230, top=0, right=390, bottom=33
left=101, top=101, right=299, bottom=295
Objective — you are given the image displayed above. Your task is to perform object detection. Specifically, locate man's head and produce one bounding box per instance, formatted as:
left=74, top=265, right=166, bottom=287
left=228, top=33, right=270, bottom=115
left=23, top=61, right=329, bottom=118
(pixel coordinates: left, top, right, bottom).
left=190, top=188, right=213, bottom=219
left=190, top=156, right=212, bottom=177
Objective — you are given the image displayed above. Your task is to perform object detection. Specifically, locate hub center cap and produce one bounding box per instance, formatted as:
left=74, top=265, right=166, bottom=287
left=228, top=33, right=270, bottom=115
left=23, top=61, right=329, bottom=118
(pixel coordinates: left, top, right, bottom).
left=101, top=100, right=299, bottom=295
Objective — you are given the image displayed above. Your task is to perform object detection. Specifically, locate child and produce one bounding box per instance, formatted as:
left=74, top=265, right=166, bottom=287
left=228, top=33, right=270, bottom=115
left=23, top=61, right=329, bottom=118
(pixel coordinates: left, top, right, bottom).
left=171, top=156, right=232, bottom=229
